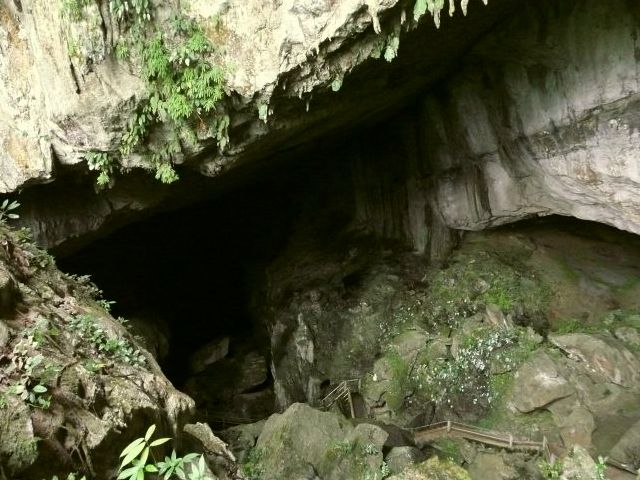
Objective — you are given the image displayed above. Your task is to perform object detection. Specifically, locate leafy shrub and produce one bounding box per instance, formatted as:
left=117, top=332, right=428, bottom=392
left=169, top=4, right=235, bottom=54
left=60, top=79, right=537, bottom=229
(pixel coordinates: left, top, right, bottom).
left=117, top=424, right=214, bottom=480
left=76, top=4, right=228, bottom=187
left=594, top=456, right=609, bottom=480
left=68, top=314, right=146, bottom=367
left=0, top=199, right=20, bottom=223
left=241, top=448, right=265, bottom=480
left=3, top=319, right=60, bottom=410
left=409, top=327, right=538, bottom=412
left=539, top=459, right=563, bottom=479
left=424, top=249, right=550, bottom=330
left=47, top=474, right=87, bottom=480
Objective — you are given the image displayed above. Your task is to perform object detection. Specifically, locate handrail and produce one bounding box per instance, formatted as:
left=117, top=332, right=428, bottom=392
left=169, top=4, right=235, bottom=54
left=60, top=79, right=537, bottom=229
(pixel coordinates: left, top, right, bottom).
left=320, top=380, right=637, bottom=475
left=411, top=420, right=637, bottom=475
left=412, top=421, right=545, bottom=452
left=320, top=379, right=360, bottom=409
left=205, top=411, right=266, bottom=428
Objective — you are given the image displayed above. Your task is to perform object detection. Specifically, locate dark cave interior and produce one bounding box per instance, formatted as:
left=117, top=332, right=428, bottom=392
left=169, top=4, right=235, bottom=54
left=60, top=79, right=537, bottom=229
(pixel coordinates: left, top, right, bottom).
left=56, top=144, right=357, bottom=393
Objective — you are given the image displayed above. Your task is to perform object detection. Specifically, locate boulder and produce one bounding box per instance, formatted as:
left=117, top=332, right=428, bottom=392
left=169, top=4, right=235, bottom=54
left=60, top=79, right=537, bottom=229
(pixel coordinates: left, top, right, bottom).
left=189, top=337, right=230, bottom=374
left=219, top=420, right=266, bottom=463
left=424, top=337, right=450, bottom=361
left=255, top=403, right=389, bottom=480
left=560, top=445, right=599, bottom=480
left=127, top=313, right=171, bottom=361
left=236, top=351, right=269, bottom=392
left=468, top=452, right=519, bottom=480
left=485, top=304, right=514, bottom=330
left=233, top=389, right=275, bottom=421
left=362, top=328, right=430, bottom=412
left=0, top=401, right=37, bottom=475
left=610, top=418, right=640, bottom=467
left=185, top=349, right=272, bottom=422
left=614, top=327, right=640, bottom=348
left=328, top=423, right=389, bottom=480
left=385, top=446, right=426, bottom=474
left=182, top=423, right=240, bottom=480
left=255, top=403, right=352, bottom=480
left=549, top=333, right=640, bottom=388
left=388, top=456, right=471, bottom=480
left=511, top=351, right=575, bottom=413
left=553, top=404, right=595, bottom=450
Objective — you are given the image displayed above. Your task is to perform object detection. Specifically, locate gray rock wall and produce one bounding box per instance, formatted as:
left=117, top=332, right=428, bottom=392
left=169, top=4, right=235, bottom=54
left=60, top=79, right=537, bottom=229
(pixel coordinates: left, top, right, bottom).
left=422, top=0, right=640, bottom=234
left=349, top=0, right=640, bottom=255
left=7, top=0, right=640, bottom=253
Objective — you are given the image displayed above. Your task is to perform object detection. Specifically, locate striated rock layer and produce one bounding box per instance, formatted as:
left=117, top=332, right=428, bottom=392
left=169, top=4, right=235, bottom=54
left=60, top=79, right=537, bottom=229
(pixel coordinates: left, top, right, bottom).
left=5, top=0, right=640, bottom=253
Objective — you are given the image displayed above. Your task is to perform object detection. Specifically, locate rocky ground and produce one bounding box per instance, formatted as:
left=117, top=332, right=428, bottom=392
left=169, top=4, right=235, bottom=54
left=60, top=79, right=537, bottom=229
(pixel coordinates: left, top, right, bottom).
left=0, top=223, right=239, bottom=479
left=3, top=212, right=640, bottom=480
left=216, top=217, right=640, bottom=480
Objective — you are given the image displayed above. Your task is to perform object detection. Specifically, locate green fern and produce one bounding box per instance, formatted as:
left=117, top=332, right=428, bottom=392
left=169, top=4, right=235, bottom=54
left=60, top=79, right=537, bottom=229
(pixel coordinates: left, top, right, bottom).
left=78, top=7, right=227, bottom=187
left=86, top=151, right=116, bottom=188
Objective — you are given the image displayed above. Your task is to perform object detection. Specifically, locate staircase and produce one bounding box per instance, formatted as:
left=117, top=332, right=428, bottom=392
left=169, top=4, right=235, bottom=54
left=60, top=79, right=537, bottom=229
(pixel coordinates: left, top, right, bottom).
left=320, top=378, right=638, bottom=475
left=320, top=379, right=361, bottom=417
left=411, top=420, right=548, bottom=454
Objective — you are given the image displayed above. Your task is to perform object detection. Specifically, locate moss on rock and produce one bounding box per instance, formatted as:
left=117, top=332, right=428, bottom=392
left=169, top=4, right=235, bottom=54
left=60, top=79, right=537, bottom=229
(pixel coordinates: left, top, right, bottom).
left=0, top=224, right=195, bottom=478
left=388, top=456, right=471, bottom=480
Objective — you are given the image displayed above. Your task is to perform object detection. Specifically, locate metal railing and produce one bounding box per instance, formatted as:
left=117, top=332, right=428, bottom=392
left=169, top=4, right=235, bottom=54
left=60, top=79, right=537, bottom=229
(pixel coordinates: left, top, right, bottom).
left=318, top=378, right=638, bottom=476
left=320, top=379, right=361, bottom=417
left=410, top=420, right=637, bottom=475
left=410, top=420, right=547, bottom=453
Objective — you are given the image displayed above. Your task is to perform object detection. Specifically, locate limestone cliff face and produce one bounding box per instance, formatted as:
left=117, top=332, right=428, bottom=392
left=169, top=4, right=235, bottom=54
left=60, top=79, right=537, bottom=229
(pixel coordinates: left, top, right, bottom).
left=0, top=0, right=409, bottom=190
left=423, top=0, right=640, bottom=235
left=350, top=0, right=640, bottom=253
left=3, top=0, right=640, bottom=249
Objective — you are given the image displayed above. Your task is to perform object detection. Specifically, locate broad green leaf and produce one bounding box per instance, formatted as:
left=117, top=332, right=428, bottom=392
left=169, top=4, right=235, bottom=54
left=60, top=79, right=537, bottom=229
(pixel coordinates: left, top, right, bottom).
left=144, top=424, right=156, bottom=441
left=120, top=440, right=146, bottom=468
left=120, top=437, right=144, bottom=458
left=117, top=466, right=139, bottom=479
left=150, top=437, right=171, bottom=447
left=139, top=446, right=149, bottom=465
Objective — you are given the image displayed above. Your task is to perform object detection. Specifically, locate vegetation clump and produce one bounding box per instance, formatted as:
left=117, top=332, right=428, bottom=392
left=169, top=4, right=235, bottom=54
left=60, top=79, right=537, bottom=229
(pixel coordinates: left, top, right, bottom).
left=62, top=0, right=228, bottom=187
left=68, top=313, right=146, bottom=368
left=424, top=246, right=551, bottom=331
left=0, top=209, right=146, bottom=418
left=413, top=329, right=518, bottom=408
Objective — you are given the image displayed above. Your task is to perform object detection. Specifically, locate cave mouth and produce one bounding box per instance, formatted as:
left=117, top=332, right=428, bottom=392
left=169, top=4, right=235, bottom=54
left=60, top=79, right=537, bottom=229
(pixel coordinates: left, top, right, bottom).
left=56, top=146, right=640, bottom=428
left=58, top=182, right=289, bottom=424
left=56, top=141, right=358, bottom=426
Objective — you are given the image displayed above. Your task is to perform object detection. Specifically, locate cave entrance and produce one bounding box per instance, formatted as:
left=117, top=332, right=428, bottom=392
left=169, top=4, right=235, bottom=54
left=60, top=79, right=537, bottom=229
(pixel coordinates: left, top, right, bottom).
left=56, top=149, right=356, bottom=425
left=58, top=190, right=281, bottom=424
